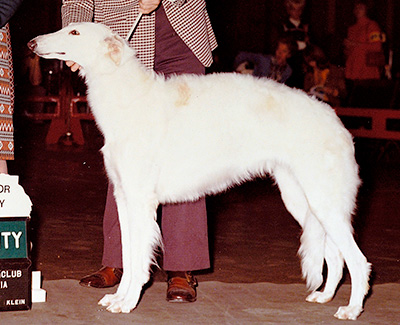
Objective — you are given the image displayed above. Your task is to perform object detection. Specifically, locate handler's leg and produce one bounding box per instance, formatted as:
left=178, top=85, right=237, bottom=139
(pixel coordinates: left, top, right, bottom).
left=162, top=199, right=210, bottom=271
left=154, top=4, right=210, bottom=303
left=162, top=199, right=209, bottom=302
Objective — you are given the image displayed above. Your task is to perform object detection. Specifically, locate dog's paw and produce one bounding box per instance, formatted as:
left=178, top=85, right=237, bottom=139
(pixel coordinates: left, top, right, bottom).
left=334, top=305, right=363, bottom=320
left=106, top=299, right=136, bottom=313
left=306, top=291, right=334, bottom=304
left=98, top=293, right=119, bottom=307
left=99, top=293, right=138, bottom=313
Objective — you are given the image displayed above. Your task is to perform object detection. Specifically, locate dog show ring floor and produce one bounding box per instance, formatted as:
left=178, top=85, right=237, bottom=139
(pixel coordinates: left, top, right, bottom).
left=2, top=120, right=399, bottom=323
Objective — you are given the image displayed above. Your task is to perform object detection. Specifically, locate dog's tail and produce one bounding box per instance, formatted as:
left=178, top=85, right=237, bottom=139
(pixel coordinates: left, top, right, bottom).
left=298, top=212, right=325, bottom=291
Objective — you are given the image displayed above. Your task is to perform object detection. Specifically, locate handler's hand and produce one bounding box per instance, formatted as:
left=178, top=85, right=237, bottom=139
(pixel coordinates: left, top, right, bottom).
left=66, top=60, right=81, bottom=72
left=139, top=0, right=161, bottom=14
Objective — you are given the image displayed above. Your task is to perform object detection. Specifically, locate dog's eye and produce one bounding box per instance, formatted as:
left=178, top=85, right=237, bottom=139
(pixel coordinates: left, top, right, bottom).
left=69, top=30, right=80, bottom=36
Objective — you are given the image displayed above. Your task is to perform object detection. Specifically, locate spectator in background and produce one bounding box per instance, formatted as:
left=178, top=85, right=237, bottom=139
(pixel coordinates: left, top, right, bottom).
left=234, top=36, right=297, bottom=84
left=303, top=45, right=346, bottom=107
left=22, top=49, right=42, bottom=88
left=0, top=0, right=24, bottom=173
left=20, top=48, right=46, bottom=114
left=344, top=1, right=385, bottom=83
left=274, top=0, right=310, bottom=88
left=282, top=0, right=309, bottom=52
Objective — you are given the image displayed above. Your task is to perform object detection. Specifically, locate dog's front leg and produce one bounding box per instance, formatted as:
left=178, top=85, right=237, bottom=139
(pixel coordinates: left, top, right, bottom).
left=99, top=185, right=161, bottom=313
left=98, top=184, right=131, bottom=310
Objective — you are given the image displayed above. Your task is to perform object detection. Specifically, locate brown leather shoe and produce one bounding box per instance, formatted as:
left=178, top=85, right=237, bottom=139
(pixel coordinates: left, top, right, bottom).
left=166, top=271, right=198, bottom=303
left=79, top=266, right=123, bottom=288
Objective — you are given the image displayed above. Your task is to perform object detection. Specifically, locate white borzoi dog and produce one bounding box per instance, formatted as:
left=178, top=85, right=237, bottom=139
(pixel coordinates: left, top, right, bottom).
left=29, top=23, right=371, bottom=320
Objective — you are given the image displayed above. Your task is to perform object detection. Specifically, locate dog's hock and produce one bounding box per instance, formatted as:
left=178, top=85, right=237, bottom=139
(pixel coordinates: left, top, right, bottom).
left=105, top=36, right=124, bottom=65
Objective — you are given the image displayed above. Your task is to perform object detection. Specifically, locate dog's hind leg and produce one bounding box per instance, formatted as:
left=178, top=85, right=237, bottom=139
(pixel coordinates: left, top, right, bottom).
left=273, top=166, right=325, bottom=292
left=298, top=174, right=370, bottom=319
left=306, top=237, right=344, bottom=303
left=319, top=217, right=370, bottom=320
left=275, top=162, right=370, bottom=320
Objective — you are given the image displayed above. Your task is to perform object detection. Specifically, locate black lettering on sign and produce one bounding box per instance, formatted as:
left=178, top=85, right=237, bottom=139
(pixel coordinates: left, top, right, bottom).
left=0, top=185, right=10, bottom=193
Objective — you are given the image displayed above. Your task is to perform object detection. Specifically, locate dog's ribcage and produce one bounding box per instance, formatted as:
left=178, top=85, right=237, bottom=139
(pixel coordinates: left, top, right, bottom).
left=86, top=65, right=356, bottom=207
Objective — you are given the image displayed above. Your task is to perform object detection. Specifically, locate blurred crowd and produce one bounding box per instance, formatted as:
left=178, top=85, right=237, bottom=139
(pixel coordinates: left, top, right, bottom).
left=233, top=0, right=390, bottom=108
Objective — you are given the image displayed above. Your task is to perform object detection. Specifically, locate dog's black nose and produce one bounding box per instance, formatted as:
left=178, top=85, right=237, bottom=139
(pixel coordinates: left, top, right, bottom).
left=27, top=39, right=37, bottom=51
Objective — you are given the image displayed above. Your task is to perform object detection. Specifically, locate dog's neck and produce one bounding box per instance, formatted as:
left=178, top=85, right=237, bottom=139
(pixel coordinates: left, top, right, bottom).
left=80, top=43, right=160, bottom=139
left=81, top=46, right=153, bottom=87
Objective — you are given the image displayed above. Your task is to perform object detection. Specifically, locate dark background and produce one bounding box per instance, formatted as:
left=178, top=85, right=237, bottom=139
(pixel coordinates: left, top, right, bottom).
left=8, top=0, right=400, bottom=75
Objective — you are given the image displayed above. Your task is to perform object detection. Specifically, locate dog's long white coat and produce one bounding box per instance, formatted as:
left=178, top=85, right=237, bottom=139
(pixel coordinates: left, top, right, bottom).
left=30, top=23, right=371, bottom=320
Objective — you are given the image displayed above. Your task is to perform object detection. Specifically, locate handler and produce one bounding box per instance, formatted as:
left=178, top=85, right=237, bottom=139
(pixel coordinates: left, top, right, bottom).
left=61, top=0, right=217, bottom=303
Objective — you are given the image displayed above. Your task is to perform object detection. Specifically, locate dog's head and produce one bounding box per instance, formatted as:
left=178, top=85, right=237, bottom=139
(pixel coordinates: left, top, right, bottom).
left=28, top=22, right=127, bottom=71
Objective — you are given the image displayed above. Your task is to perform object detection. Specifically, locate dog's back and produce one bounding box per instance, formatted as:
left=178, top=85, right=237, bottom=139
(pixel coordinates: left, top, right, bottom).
left=149, top=73, right=357, bottom=206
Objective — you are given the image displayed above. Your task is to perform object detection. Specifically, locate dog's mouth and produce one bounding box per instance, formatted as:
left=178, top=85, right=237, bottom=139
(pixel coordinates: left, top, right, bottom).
left=39, top=51, right=66, bottom=56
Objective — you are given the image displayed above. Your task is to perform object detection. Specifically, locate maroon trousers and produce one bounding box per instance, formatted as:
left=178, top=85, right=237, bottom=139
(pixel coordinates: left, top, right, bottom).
left=102, top=6, right=210, bottom=271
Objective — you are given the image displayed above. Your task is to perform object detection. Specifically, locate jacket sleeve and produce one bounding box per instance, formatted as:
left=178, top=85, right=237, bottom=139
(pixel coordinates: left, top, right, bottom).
left=0, top=0, right=23, bottom=28
left=61, top=0, right=94, bottom=27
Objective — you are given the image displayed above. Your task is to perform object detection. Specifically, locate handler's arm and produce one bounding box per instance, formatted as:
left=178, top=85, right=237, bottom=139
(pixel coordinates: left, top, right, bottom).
left=139, top=0, right=161, bottom=14
left=0, top=0, right=23, bottom=28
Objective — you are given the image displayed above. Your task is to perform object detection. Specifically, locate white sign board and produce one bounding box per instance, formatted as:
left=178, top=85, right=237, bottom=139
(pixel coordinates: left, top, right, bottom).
left=0, top=174, right=32, bottom=217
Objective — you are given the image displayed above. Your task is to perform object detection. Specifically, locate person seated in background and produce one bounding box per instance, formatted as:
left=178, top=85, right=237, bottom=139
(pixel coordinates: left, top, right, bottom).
left=303, top=45, right=346, bottom=107
left=234, top=36, right=297, bottom=84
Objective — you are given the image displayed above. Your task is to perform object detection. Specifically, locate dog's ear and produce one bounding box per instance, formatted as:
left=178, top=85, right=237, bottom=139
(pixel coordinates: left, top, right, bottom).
left=105, top=36, right=124, bottom=65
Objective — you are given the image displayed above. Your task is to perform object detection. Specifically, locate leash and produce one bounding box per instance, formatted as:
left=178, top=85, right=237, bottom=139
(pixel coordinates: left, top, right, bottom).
left=126, top=12, right=143, bottom=42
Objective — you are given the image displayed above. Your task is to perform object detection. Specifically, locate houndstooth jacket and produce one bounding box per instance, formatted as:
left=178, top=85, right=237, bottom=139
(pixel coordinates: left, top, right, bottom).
left=61, top=0, right=217, bottom=69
